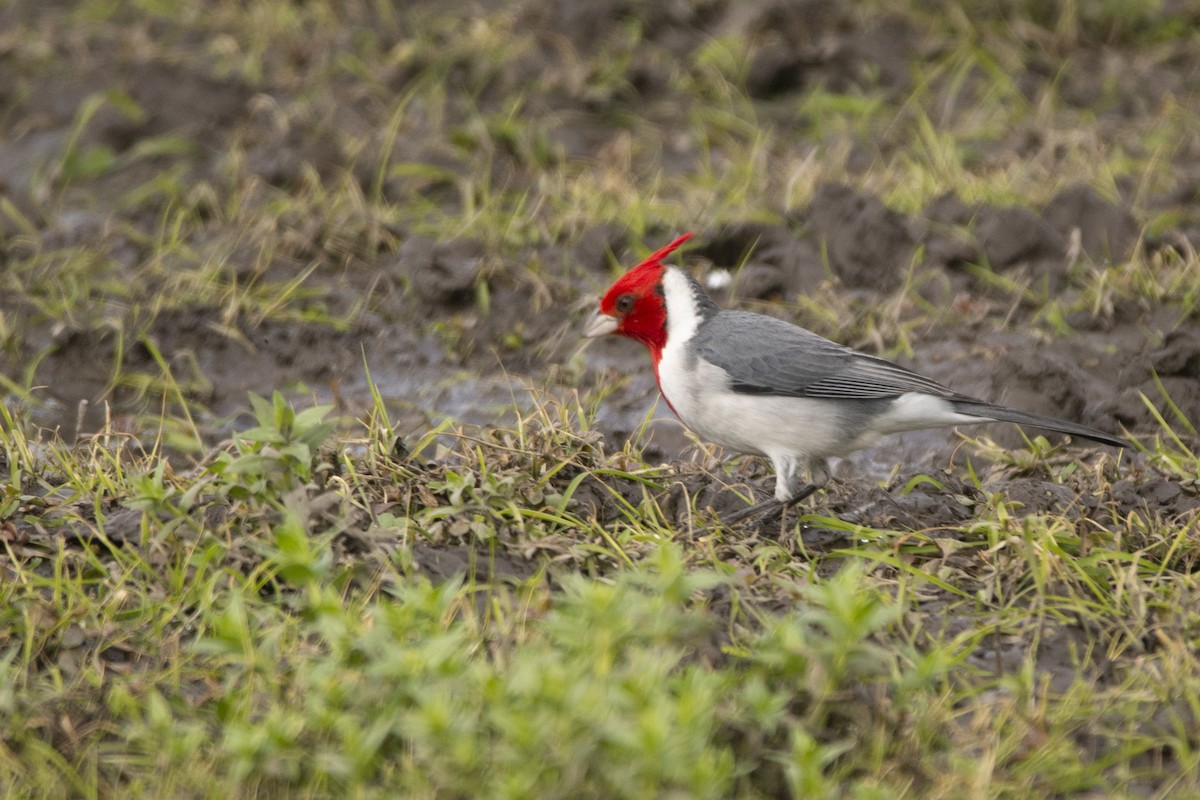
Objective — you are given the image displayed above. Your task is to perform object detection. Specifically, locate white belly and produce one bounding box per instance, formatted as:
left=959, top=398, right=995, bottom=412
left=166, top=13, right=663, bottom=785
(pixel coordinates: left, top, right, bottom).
left=657, top=348, right=847, bottom=460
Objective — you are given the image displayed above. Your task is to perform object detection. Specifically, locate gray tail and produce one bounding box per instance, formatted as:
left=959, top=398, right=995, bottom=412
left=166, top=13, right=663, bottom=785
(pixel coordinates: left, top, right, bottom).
left=951, top=401, right=1130, bottom=449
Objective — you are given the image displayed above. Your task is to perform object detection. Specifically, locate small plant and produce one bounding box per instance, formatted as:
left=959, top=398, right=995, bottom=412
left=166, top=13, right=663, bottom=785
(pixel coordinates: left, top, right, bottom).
left=208, top=392, right=337, bottom=500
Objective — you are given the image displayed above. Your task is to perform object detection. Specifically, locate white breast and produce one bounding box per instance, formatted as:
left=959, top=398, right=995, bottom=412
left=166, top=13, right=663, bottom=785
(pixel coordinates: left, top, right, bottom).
left=661, top=356, right=847, bottom=456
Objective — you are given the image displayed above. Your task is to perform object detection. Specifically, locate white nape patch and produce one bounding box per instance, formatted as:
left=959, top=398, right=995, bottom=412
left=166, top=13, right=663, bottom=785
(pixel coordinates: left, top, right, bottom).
left=705, top=270, right=732, bottom=290
left=660, top=268, right=704, bottom=347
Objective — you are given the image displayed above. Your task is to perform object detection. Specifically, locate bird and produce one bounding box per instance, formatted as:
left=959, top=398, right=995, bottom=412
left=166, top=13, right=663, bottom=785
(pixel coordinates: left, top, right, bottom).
left=583, top=232, right=1130, bottom=524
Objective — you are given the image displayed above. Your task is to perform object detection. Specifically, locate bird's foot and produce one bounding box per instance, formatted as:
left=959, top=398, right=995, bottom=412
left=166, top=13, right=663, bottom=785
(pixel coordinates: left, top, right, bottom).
left=720, top=483, right=819, bottom=526
left=721, top=498, right=783, bottom=526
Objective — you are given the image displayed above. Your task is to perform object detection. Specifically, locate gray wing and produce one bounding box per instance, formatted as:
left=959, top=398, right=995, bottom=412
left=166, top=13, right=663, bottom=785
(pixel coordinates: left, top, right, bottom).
left=693, top=311, right=965, bottom=400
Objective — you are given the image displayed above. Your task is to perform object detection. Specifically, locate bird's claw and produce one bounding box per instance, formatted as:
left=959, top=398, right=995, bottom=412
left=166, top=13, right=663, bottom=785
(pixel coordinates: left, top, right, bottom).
left=719, top=483, right=820, bottom=527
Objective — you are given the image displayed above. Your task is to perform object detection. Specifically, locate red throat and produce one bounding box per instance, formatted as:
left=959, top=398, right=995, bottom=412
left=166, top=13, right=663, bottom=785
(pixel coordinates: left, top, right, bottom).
left=595, top=232, right=695, bottom=419
left=597, top=232, right=694, bottom=362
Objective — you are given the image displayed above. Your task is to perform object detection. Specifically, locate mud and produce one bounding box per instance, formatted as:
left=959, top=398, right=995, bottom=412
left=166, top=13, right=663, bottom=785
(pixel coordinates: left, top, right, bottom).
left=2, top=1, right=1199, bottom=515
left=803, top=182, right=916, bottom=292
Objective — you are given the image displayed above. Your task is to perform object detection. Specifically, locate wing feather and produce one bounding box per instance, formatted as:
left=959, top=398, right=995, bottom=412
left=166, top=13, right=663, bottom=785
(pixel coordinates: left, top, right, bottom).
left=694, top=312, right=966, bottom=401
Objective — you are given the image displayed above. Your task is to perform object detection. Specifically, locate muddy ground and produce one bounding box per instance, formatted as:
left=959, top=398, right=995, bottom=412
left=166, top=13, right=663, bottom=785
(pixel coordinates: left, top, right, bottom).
left=1, top=1, right=1199, bottom=521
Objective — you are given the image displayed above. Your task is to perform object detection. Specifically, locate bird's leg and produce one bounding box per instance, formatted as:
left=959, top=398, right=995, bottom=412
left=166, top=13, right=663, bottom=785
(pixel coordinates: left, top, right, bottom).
left=784, top=482, right=819, bottom=510
left=755, top=482, right=822, bottom=524
left=721, top=457, right=825, bottom=526
left=720, top=482, right=820, bottom=525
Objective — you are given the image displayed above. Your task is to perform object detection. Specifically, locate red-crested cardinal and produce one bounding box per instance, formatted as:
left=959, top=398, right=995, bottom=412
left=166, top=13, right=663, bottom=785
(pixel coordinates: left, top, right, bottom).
left=584, top=232, right=1129, bottom=522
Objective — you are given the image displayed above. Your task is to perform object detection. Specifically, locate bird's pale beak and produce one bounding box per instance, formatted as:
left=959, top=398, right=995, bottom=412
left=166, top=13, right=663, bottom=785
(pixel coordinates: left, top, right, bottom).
left=583, top=310, right=619, bottom=338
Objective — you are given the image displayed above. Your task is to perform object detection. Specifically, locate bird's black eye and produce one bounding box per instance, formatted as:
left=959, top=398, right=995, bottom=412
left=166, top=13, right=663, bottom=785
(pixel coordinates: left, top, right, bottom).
left=615, top=293, right=635, bottom=314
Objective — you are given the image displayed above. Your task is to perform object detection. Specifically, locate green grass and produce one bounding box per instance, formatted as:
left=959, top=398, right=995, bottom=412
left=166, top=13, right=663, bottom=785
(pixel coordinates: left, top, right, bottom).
left=0, top=389, right=1198, bottom=797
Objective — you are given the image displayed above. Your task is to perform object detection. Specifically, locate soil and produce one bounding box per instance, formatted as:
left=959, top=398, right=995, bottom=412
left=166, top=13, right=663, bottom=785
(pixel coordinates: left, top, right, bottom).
left=2, top=1, right=1199, bottom=522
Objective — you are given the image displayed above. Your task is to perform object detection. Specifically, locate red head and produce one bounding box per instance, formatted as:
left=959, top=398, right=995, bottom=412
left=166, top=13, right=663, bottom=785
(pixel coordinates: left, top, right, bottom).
left=582, top=232, right=694, bottom=360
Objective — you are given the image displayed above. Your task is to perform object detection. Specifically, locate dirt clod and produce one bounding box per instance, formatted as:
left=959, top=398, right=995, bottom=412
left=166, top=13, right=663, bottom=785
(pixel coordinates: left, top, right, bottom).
left=1042, top=183, right=1140, bottom=264
left=805, top=182, right=915, bottom=291
left=393, top=236, right=484, bottom=307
